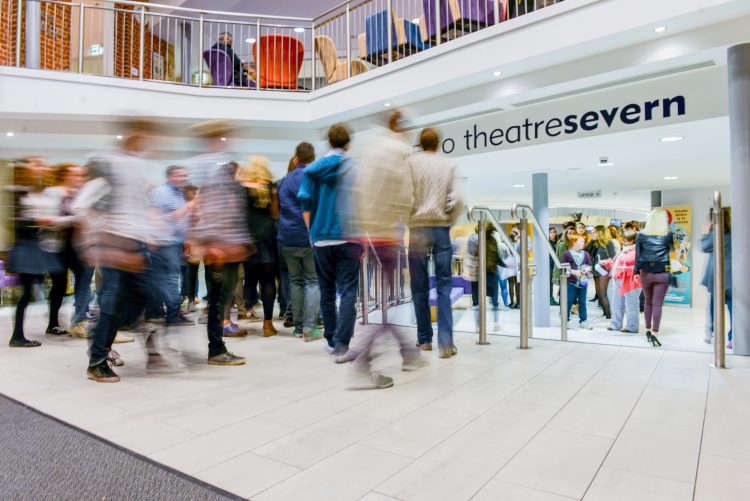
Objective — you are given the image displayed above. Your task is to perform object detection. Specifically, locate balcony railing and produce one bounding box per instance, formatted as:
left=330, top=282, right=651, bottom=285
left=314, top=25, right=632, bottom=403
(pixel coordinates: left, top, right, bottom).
left=1, top=0, right=564, bottom=92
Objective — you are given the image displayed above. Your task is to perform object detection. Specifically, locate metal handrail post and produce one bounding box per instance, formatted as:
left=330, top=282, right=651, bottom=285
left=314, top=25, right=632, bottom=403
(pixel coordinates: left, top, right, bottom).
left=255, top=19, right=261, bottom=90
left=493, top=0, right=500, bottom=25
left=380, top=265, right=388, bottom=324
left=78, top=4, right=85, bottom=73
left=360, top=247, right=369, bottom=325
left=15, top=0, right=22, bottom=66
left=198, top=14, right=204, bottom=87
left=519, top=209, right=530, bottom=349
left=478, top=212, right=488, bottom=345
left=345, top=4, right=351, bottom=79
left=311, top=22, right=316, bottom=90
left=712, top=191, right=727, bottom=369
left=386, top=0, right=393, bottom=64
left=435, top=0, right=441, bottom=45
left=559, top=264, right=570, bottom=341
left=138, top=6, right=145, bottom=80
left=396, top=250, right=402, bottom=305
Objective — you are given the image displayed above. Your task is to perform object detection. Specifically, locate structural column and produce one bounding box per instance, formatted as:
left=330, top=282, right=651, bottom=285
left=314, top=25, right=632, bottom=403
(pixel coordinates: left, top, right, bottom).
left=728, top=43, right=750, bottom=356
left=25, top=0, right=41, bottom=69
left=533, top=173, right=550, bottom=327
left=650, top=190, right=662, bottom=209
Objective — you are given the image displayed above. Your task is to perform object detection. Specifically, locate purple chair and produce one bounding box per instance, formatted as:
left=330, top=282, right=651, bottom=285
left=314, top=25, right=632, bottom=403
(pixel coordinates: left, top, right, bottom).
left=422, top=0, right=496, bottom=42
left=203, top=49, right=235, bottom=86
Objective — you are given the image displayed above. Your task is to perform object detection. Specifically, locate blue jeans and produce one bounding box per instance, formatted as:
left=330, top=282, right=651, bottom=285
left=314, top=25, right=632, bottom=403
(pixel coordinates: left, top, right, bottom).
left=566, top=283, right=588, bottom=323
left=408, top=226, right=453, bottom=349
left=709, top=293, right=733, bottom=341
left=499, top=277, right=509, bottom=306
left=71, top=265, right=95, bottom=325
left=150, top=244, right=184, bottom=324
left=89, top=260, right=157, bottom=366
left=610, top=280, right=641, bottom=332
left=313, top=243, right=363, bottom=351
left=472, top=272, right=499, bottom=309
left=281, top=246, right=319, bottom=333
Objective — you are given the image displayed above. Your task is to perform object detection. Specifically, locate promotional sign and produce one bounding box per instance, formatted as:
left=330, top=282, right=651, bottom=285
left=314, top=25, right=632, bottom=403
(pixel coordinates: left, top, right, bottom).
left=663, top=205, right=692, bottom=306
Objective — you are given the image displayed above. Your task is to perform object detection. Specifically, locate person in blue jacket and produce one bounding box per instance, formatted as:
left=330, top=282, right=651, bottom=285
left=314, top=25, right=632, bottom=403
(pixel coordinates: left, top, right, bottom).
left=297, top=124, right=362, bottom=362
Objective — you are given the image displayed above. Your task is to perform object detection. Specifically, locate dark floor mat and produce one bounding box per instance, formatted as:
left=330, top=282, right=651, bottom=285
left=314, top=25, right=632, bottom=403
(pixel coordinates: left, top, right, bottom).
left=0, top=394, right=243, bottom=501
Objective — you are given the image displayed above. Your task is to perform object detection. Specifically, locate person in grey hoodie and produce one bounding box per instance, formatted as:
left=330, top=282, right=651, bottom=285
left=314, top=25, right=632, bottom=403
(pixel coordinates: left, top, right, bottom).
left=407, top=128, right=463, bottom=359
left=701, top=207, right=733, bottom=348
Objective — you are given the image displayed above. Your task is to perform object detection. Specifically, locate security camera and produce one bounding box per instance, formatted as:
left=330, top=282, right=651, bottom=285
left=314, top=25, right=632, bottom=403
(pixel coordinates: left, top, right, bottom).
left=599, top=156, right=609, bottom=165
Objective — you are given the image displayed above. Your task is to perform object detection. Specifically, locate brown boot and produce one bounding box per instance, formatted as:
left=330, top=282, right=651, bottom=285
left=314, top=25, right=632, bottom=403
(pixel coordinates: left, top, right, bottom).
left=263, top=320, right=278, bottom=337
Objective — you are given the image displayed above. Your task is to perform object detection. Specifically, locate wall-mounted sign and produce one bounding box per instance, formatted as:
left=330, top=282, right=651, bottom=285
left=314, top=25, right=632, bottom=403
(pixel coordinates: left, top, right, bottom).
left=577, top=190, right=602, bottom=199
left=89, top=44, right=103, bottom=56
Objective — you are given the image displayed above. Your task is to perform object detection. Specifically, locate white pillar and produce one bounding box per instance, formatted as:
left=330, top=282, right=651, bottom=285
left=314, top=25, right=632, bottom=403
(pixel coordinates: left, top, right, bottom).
left=533, top=172, right=550, bottom=327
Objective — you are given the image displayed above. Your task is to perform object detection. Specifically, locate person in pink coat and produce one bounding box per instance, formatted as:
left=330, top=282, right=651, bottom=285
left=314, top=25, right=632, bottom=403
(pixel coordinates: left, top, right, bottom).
left=601, top=230, right=641, bottom=333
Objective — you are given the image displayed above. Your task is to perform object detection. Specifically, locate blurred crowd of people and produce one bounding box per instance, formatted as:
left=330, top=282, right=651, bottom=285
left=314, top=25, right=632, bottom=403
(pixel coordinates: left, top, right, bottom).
left=3, top=111, right=462, bottom=390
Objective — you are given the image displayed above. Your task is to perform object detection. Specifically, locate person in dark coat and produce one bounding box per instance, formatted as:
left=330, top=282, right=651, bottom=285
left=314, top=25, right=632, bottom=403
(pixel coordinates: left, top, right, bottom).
left=212, top=32, right=250, bottom=87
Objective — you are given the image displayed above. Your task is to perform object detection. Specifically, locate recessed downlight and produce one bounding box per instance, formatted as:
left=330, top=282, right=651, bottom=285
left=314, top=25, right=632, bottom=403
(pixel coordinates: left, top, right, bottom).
left=653, top=26, right=667, bottom=33
left=116, top=135, right=123, bottom=140
left=664, top=176, right=678, bottom=180
left=513, top=184, right=525, bottom=188
left=245, top=37, right=256, bottom=44
left=492, top=70, right=502, bottom=77
left=293, top=27, right=306, bottom=33
left=220, top=137, right=227, bottom=141
left=660, top=136, right=684, bottom=142
left=384, top=102, right=392, bottom=107
left=599, top=162, right=615, bottom=167
left=5, top=132, right=14, bottom=137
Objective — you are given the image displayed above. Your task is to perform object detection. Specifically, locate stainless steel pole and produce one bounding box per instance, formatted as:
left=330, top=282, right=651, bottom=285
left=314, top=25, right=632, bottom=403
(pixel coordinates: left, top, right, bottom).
left=360, top=247, right=369, bottom=325
left=138, top=6, right=145, bottom=80
left=478, top=212, right=488, bottom=344
left=560, top=264, right=569, bottom=341
left=396, top=250, right=402, bottom=305
left=345, top=5, right=351, bottom=79
left=255, top=19, right=261, bottom=90
left=519, top=210, right=530, bottom=349
left=311, top=22, right=316, bottom=90
left=712, top=192, right=727, bottom=369
left=386, top=0, right=393, bottom=64
left=380, top=265, right=388, bottom=324
left=15, top=0, right=22, bottom=66
left=435, top=0, right=441, bottom=45
left=78, top=4, right=85, bottom=73
left=198, top=14, right=204, bottom=87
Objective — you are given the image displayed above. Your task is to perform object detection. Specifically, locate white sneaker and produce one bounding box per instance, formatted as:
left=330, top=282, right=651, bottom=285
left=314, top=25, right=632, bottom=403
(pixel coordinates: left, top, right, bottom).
left=579, top=321, right=594, bottom=330
left=348, top=369, right=394, bottom=390
left=323, top=344, right=334, bottom=354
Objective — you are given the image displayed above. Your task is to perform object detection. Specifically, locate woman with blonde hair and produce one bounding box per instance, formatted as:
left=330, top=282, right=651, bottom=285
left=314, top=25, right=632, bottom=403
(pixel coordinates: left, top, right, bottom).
left=634, top=209, right=674, bottom=347
left=238, top=156, right=280, bottom=337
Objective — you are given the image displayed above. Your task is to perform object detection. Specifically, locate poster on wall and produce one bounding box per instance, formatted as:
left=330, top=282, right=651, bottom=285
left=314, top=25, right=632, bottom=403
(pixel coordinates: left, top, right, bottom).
left=662, top=205, right=692, bottom=307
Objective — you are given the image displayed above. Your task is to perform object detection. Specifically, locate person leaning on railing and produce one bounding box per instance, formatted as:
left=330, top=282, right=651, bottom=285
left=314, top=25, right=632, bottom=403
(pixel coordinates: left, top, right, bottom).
left=701, top=207, right=733, bottom=349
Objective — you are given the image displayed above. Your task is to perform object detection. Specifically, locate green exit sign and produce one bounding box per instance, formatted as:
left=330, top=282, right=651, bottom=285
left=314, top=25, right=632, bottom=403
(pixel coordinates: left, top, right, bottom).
left=89, top=44, right=103, bottom=56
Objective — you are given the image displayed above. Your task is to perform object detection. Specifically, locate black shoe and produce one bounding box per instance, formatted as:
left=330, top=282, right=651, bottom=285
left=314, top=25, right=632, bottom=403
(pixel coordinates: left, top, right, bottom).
left=45, top=327, right=68, bottom=336
left=166, top=314, right=195, bottom=327
left=86, top=361, right=120, bottom=382
left=283, top=318, right=294, bottom=328
left=145, top=316, right=165, bottom=324
left=208, top=352, right=246, bottom=365
left=9, top=338, right=41, bottom=348
left=650, top=333, right=662, bottom=347
left=645, top=330, right=653, bottom=344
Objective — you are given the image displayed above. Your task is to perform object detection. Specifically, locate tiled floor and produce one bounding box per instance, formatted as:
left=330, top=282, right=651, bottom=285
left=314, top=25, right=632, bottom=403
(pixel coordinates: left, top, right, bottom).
left=1, top=302, right=749, bottom=500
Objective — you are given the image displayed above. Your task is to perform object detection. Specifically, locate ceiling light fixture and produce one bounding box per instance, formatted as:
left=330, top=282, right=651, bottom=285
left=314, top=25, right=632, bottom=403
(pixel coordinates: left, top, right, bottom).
left=513, top=184, right=525, bottom=188
left=5, top=132, right=14, bottom=137
left=220, top=137, right=227, bottom=141
left=599, top=162, right=615, bottom=167
left=245, top=37, right=256, bottom=44
left=664, top=176, right=678, bottom=180
left=294, top=27, right=306, bottom=33
left=660, top=136, right=684, bottom=142
left=384, top=102, right=392, bottom=107
left=116, top=135, right=123, bottom=140
left=653, top=26, right=667, bottom=33
left=492, top=70, right=502, bottom=77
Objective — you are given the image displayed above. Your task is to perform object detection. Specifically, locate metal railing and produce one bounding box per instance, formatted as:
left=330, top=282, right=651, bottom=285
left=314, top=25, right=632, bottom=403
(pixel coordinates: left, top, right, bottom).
left=511, top=203, right=570, bottom=347
left=358, top=245, right=410, bottom=325
left=3, top=0, right=566, bottom=91
left=712, top=191, right=727, bottom=369
left=467, top=206, right=521, bottom=345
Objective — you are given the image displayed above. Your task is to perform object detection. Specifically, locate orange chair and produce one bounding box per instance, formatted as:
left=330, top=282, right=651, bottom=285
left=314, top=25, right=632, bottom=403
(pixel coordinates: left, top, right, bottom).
left=253, top=35, right=304, bottom=90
